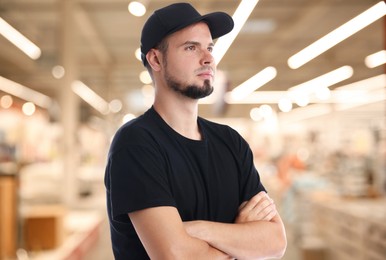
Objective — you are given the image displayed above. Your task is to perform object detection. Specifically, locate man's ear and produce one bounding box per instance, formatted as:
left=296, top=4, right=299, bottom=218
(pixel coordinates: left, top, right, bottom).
left=146, top=49, right=162, bottom=72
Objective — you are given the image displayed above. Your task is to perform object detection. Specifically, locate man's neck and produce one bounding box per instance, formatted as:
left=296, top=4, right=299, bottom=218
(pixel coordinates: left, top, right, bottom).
left=153, top=97, right=202, bottom=140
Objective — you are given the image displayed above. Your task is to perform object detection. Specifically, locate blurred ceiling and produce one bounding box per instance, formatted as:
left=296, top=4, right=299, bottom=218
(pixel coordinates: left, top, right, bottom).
left=0, top=0, right=384, bottom=119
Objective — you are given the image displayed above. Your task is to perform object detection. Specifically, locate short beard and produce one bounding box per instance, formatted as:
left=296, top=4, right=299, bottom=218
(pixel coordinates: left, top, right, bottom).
left=167, top=77, right=214, bottom=99
left=164, top=67, right=214, bottom=99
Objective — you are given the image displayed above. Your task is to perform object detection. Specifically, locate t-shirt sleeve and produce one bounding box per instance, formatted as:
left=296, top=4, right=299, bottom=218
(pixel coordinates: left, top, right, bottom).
left=106, top=144, right=176, bottom=223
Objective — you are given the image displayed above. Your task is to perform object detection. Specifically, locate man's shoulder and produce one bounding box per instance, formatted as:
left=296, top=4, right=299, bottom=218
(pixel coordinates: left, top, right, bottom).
left=199, top=117, right=249, bottom=151
left=115, top=114, right=149, bottom=138
left=109, top=109, right=160, bottom=152
left=199, top=117, right=238, bottom=137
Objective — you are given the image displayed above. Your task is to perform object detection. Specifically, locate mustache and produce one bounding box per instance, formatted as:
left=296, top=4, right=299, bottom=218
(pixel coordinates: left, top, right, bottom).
left=195, top=66, right=215, bottom=74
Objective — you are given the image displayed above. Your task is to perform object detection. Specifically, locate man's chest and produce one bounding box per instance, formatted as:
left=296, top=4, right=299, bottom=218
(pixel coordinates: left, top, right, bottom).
left=165, top=143, right=241, bottom=222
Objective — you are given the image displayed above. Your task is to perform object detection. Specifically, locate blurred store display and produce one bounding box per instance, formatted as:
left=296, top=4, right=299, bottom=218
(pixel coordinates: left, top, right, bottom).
left=0, top=101, right=108, bottom=259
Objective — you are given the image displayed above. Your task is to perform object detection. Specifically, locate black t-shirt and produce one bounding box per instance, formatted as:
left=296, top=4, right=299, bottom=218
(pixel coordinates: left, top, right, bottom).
left=105, top=107, right=265, bottom=259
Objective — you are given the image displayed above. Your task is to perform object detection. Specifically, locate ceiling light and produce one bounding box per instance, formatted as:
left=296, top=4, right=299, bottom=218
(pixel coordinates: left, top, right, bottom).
left=278, top=98, right=292, bottom=112
left=315, top=87, right=331, bottom=100
left=212, top=0, right=260, bottom=64
left=22, top=102, right=36, bottom=116
left=259, top=104, right=273, bottom=118
left=135, top=48, right=142, bottom=61
left=122, top=113, right=136, bottom=124
left=365, top=50, right=386, bottom=68
left=335, top=74, right=385, bottom=91
left=141, top=84, right=154, bottom=98
left=279, top=104, right=332, bottom=124
left=139, top=70, right=152, bottom=84
left=0, top=17, right=41, bottom=60
left=109, top=99, right=123, bottom=113
left=0, top=76, right=52, bottom=108
left=128, top=1, right=147, bottom=17
left=250, top=107, right=263, bottom=121
left=52, top=65, right=65, bottom=79
left=229, top=66, right=277, bottom=101
left=334, top=89, right=385, bottom=111
left=141, top=85, right=154, bottom=107
left=287, top=1, right=386, bottom=69
left=289, top=66, right=353, bottom=95
left=201, top=75, right=384, bottom=105
left=71, top=80, right=109, bottom=115
left=0, top=95, right=13, bottom=109
left=222, top=91, right=286, bottom=104
left=294, top=94, right=309, bottom=107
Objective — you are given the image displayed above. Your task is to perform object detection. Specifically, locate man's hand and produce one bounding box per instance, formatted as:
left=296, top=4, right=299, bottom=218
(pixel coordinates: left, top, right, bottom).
left=235, top=191, right=277, bottom=223
left=183, top=191, right=286, bottom=259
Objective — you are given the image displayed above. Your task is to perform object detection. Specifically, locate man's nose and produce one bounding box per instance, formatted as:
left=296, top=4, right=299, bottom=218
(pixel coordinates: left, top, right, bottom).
left=202, top=49, right=214, bottom=65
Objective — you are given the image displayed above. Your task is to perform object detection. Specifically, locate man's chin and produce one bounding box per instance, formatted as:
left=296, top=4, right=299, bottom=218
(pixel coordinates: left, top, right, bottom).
left=186, top=86, right=213, bottom=99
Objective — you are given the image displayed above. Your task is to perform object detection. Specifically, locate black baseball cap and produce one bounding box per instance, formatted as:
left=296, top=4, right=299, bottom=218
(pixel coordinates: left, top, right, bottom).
left=140, top=2, right=234, bottom=66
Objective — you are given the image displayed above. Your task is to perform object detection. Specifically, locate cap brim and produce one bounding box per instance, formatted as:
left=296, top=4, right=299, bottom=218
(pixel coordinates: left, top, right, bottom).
left=201, top=12, right=234, bottom=39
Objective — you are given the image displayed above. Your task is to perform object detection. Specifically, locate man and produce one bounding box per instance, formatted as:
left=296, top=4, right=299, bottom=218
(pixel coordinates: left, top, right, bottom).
left=105, top=2, right=287, bottom=259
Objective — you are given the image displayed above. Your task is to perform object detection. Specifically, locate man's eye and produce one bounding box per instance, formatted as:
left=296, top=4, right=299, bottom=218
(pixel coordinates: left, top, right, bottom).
left=208, top=47, right=214, bottom=52
left=187, top=46, right=196, bottom=51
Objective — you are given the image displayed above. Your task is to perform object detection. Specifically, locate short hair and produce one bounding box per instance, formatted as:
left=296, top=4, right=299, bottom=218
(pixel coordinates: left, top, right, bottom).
left=145, top=37, right=169, bottom=76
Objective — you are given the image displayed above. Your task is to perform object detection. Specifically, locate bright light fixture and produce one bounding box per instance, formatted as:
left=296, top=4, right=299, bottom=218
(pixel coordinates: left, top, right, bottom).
left=294, top=94, right=309, bottom=107
left=200, top=74, right=385, bottom=105
left=109, top=99, right=123, bottom=113
left=365, top=50, right=386, bottom=68
left=122, top=113, right=136, bottom=124
left=139, top=70, right=152, bottom=84
left=52, top=65, right=65, bottom=79
left=0, top=95, right=13, bottom=109
left=334, top=89, right=385, bottom=111
left=333, top=74, right=385, bottom=110
left=71, top=80, right=110, bottom=115
left=288, top=1, right=386, bottom=69
left=0, top=17, right=41, bottom=60
left=22, top=102, right=36, bottom=116
left=289, top=66, right=353, bottom=95
left=279, top=104, right=333, bottom=124
left=222, top=91, right=287, bottom=104
left=334, top=74, right=385, bottom=92
left=259, top=104, right=273, bottom=118
left=0, top=76, right=52, bottom=108
left=141, top=84, right=154, bottom=97
left=250, top=107, right=263, bottom=121
left=128, top=1, right=146, bottom=17
left=229, top=66, right=277, bottom=100
left=315, top=87, right=331, bottom=100
left=278, top=97, right=292, bottom=112
left=212, top=0, right=260, bottom=64
left=135, top=48, right=142, bottom=62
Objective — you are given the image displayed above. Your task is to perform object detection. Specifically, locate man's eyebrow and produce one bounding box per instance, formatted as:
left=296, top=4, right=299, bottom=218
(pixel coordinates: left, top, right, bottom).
left=182, top=41, right=215, bottom=47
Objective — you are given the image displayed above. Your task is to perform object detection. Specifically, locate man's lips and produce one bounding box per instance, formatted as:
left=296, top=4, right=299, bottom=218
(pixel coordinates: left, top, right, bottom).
left=197, top=70, right=214, bottom=78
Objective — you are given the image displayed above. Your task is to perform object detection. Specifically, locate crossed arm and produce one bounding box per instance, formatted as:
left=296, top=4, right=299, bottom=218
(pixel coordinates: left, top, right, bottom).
left=129, top=191, right=287, bottom=259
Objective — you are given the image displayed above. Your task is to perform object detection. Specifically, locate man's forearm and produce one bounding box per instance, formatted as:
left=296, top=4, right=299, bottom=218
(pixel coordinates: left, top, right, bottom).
left=129, top=206, right=236, bottom=259
left=184, top=192, right=287, bottom=259
left=184, top=215, right=287, bottom=260
left=178, top=235, right=235, bottom=260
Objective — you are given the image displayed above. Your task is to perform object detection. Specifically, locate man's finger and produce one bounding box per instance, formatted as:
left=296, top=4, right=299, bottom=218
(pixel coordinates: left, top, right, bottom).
left=239, top=191, right=266, bottom=212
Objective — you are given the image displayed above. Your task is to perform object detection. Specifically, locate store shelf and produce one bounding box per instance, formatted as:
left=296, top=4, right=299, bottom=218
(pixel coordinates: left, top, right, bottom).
left=311, top=196, right=386, bottom=260
left=0, top=172, right=18, bottom=259
left=24, top=210, right=104, bottom=260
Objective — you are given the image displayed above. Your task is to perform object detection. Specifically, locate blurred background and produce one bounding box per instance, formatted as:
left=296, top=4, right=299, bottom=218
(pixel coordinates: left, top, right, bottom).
left=0, top=0, right=385, bottom=259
